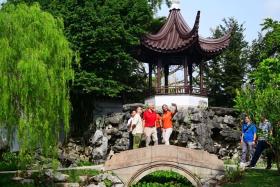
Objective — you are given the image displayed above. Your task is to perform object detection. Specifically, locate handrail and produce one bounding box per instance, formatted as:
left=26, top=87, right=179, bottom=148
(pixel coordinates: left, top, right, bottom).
left=146, top=86, right=207, bottom=96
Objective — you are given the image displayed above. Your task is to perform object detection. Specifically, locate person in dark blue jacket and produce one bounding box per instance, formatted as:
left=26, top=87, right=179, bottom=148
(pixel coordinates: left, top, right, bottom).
left=240, top=115, right=257, bottom=167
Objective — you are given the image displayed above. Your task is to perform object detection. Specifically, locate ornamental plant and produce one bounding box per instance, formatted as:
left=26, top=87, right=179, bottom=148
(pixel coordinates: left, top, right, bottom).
left=0, top=3, right=74, bottom=161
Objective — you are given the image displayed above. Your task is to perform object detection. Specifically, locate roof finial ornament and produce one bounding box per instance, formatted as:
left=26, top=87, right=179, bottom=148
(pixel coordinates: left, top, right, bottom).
left=171, top=0, right=180, bottom=10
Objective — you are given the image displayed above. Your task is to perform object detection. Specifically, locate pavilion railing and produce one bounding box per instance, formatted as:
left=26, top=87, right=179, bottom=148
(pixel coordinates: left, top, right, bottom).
left=146, top=86, right=207, bottom=97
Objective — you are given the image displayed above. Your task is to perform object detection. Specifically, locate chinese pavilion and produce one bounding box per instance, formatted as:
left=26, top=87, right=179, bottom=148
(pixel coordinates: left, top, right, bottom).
left=140, top=0, right=232, bottom=107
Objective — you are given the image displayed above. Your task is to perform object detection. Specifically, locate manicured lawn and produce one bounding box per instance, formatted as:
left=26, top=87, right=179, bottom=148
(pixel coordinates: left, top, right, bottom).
left=223, top=169, right=280, bottom=187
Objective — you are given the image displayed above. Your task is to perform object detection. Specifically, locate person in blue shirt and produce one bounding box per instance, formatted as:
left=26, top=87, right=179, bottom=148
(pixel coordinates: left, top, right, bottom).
left=240, top=115, right=257, bottom=166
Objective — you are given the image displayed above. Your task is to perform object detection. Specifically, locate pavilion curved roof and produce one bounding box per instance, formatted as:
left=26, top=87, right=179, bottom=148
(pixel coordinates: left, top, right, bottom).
left=141, top=9, right=232, bottom=57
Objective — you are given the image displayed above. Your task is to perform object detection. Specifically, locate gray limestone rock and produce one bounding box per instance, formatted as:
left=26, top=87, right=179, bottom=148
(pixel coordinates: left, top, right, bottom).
left=223, top=115, right=236, bottom=126
left=177, top=129, right=192, bottom=145
left=45, top=170, right=69, bottom=182
left=220, top=128, right=241, bottom=141
left=106, top=113, right=124, bottom=125
left=89, top=130, right=104, bottom=146
left=122, top=103, right=144, bottom=112
left=55, top=183, right=79, bottom=187
left=91, top=137, right=108, bottom=162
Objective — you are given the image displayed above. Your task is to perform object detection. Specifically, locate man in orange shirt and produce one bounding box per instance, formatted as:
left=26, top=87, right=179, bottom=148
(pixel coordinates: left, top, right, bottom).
left=143, top=103, right=158, bottom=147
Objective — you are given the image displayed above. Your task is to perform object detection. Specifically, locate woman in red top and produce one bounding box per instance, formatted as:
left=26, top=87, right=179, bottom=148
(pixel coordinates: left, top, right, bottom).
left=162, top=104, right=177, bottom=145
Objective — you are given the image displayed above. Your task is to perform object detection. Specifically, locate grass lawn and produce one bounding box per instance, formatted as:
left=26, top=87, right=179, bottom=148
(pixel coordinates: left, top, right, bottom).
left=223, top=169, right=280, bottom=187
left=0, top=169, right=100, bottom=187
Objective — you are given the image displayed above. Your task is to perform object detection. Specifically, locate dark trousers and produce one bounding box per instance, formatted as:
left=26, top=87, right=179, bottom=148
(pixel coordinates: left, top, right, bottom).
left=157, top=128, right=162, bottom=144
left=128, top=132, right=133, bottom=150
left=250, top=140, right=272, bottom=167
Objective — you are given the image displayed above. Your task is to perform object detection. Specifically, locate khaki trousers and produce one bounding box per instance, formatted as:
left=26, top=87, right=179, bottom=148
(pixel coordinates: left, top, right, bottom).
left=144, top=127, right=158, bottom=147
left=133, top=133, right=142, bottom=149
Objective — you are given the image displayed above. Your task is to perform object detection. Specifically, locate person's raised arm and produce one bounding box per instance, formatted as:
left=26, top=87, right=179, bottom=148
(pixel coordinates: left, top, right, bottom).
left=171, top=103, right=178, bottom=116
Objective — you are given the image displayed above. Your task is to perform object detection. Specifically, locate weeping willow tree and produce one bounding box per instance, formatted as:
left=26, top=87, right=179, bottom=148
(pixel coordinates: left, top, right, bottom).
left=0, top=3, right=74, bottom=158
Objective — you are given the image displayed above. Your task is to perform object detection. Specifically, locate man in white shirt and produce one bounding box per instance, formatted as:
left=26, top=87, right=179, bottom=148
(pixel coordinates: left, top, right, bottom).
left=131, top=107, right=144, bottom=149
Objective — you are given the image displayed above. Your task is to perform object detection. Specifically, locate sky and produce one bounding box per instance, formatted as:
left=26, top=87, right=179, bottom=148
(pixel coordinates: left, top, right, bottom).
left=157, top=0, right=280, bottom=43
left=0, top=0, right=280, bottom=43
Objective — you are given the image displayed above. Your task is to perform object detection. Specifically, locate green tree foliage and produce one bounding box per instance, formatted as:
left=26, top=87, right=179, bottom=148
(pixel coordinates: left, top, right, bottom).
left=235, top=58, right=280, bottom=174
left=7, top=0, right=163, bottom=134
left=148, top=0, right=171, bottom=12
left=249, top=19, right=280, bottom=70
left=239, top=20, right=280, bottom=173
left=0, top=4, right=73, bottom=157
left=205, top=18, right=249, bottom=107
left=10, top=0, right=153, bottom=98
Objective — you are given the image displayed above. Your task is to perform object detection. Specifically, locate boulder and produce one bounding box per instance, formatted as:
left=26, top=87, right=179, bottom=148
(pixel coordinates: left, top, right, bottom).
left=111, top=137, right=129, bottom=152
left=190, top=113, right=203, bottom=122
left=79, top=176, right=88, bottom=183
left=223, top=115, right=236, bottom=126
left=85, top=146, right=93, bottom=156
left=45, top=170, right=69, bottom=182
left=55, top=183, right=80, bottom=187
left=105, top=128, right=122, bottom=137
left=220, top=129, right=241, bottom=141
left=75, top=145, right=84, bottom=153
left=187, top=142, right=202, bottom=149
left=194, top=123, right=215, bottom=153
left=106, top=113, right=124, bottom=125
left=173, top=111, right=185, bottom=122
left=209, top=107, right=236, bottom=116
left=92, top=138, right=108, bottom=162
left=218, top=148, right=228, bottom=157
left=87, top=182, right=106, bottom=187
left=94, top=116, right=105, bottom=130
left=89, top=130, right=104, bottom=146
left=92, top=173, right=123, bottom=186
left=122, top=103, right=145, bottom=112
left=177, top=129, right=192, bottom=145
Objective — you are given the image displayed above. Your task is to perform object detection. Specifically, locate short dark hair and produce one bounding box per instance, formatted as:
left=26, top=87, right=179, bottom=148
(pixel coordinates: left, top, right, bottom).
left=130, top=110, right=136, bottom=114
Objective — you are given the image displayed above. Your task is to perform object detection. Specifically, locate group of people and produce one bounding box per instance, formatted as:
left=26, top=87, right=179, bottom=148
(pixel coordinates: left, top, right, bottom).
left=127, top=105, right=274, bottom=169
left=127, top=103, right=177, bottom=149
left=241, top=115, right=273, bottom=169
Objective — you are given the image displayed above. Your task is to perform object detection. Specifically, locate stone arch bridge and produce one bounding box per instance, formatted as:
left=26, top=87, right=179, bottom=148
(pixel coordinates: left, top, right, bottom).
left=104, top=145, right=225, bottom=187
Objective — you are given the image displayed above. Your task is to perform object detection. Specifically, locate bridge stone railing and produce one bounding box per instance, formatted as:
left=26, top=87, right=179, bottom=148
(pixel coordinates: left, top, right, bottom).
left=104, top=145, right=225, bottom=187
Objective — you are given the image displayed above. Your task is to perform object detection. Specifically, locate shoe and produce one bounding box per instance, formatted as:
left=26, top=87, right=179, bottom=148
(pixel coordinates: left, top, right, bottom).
left=246, top=164, right=255, bottom=169
left=240, top=162, right=246, bottom=167
left=265, top=166, right=272, bottom=170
